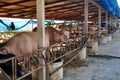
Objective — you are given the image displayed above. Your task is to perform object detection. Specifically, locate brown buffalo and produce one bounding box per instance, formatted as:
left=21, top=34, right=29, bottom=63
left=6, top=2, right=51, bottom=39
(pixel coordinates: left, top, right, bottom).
left=45, top=27, right=68, bottom=45
left=0, top=26, right=69, bottom=80
left=0, top=32, right=37, bottom=56
left=0, top=27, right=68, bottom=57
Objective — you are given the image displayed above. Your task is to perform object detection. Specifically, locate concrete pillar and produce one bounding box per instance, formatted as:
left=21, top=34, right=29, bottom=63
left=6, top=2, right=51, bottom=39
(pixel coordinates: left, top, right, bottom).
left=84, top=0, right=88, bottom=36
left=105, top=11, right=108, bottom=29
left=36, top=0, right=46, bottom=80
left=98, top=9, right=101, bottom=37
left=87, top=39, right=98, bottom=54
left=31, top=19, right=33, bottom=31
left=78, top=0, right=89, bottom=60
left=98, top=9, right=102, bottom=45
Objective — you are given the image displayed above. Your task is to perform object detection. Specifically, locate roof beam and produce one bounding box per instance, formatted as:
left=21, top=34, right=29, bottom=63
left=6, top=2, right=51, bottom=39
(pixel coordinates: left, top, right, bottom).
left=0, top=0, right=31, bottom=7
left=89, top=0, right=101, bottom=9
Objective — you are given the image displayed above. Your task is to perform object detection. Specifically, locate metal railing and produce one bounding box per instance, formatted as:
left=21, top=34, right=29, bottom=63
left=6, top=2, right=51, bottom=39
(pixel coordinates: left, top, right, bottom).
left=0, top=32, right=88, bottom=80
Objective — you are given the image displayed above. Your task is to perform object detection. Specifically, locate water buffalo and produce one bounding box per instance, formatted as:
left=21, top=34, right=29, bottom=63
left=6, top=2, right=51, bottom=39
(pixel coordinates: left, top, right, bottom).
left=0, top=32, right=37, bottom=56
left=0, top=26, right=68, bottom=57
left=0, top=26, right=68, bottom=79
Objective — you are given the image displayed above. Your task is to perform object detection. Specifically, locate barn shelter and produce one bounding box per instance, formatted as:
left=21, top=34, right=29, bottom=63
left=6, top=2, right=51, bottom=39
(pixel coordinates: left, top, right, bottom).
left=0, top=0, right=120, bottom=80
left=0, top=0, right=120, bottom=39
left=0, top=0, right=120, bottom=19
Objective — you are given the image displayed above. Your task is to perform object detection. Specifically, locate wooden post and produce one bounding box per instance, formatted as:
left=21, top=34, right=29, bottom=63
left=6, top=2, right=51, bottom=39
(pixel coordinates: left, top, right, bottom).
left=84, top=0, right=88, bottom=39
left=115, top=17, right=117, bottom=28
left=117, top=17, right=119, bottom=28
left=31, top=18, right=33, bottom=31
left=71, top=20, right=72, bottom=28
left=72, top=20, right=75, bottom=30
left=51, top=17, right=54, bottom=27
left=113, top=16, right=115, bottom=27
left=105, top=11, right=108, bottom=29
left=64, top=20, right=66, bottom=26
left=111, top=16, right=114, bottom=26
left=110, top=14, right=112, bottom=25
left=36, top=0, right=46, bottom=80
left=98, top=8, right=101, bottom=37
left=118, top=18, right=120, bottom=28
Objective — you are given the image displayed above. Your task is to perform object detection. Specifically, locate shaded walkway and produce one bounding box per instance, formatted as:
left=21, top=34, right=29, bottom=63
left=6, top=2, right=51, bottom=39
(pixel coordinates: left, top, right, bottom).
left=62, top=31, right=120, bottom=80
left=98, top=32, right=120, bottom=57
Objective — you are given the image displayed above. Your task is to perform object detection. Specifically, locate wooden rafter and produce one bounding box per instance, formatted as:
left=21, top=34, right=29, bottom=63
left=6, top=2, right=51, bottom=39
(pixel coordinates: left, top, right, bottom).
left=0, top=0, right=107, bottom=20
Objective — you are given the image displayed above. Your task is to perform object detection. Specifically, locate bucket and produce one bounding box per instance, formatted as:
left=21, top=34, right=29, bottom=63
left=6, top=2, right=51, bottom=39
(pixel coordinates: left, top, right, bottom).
left=98, top=35, right=107, bottom=46
left=111, top=33, right=115, bottom=38
left=100, top=37, right=107, bottom=45
left=78, top=47, right=86, bottom=60
left=87, top=40, right=98, bottom=54
left=116, top=30, right=119, bottom=34
left=106, top=35, right=112, bottom=42
left=48, top=59, right=63, bottom=80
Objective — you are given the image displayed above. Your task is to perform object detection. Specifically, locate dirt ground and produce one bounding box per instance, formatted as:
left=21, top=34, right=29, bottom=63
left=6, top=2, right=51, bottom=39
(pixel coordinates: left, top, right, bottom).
left=62, top=30, right=120, bottom=80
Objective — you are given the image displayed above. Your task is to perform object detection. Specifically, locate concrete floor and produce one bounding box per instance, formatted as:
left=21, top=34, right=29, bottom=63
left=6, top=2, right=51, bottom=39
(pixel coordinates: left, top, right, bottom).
left=62, top=31, right=120, bottom=80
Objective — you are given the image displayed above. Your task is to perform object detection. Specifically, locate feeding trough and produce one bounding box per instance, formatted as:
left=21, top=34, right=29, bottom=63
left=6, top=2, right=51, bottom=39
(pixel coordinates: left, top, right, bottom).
left=48, top=59, right=63, bottom=80
left=87, top=39, right=98, bottom=55
left=106, top=34, right=112, bottom=42
left=78, top=47, right=86, bottom=60
left=98, top=36, right=107, bottom=45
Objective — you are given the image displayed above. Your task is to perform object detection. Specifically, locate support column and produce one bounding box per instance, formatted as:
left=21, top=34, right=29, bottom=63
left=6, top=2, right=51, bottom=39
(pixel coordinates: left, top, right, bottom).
left=112, top=16, right=114, bottom=27
left=98, top=9, right=101, bottom=37
left=64, top=20, right=66, bottom=26
left=31, top=18, right=33, bottom=31
left=110, top=14, right=112, bottom=25
left=105, top=11, right=108, bottom=29
left=118, top=18, right=120, bottom=29
left=36, top=0, right=46, bottom=80
left=117, top=17, right=119, bottom=29
left=115, top=17, right=117, bottom=28
left=51, top=17, right=54, bottom=27
left=84, top=0, right=88, bottom=38
left=77, top=0, right=88, bottom=60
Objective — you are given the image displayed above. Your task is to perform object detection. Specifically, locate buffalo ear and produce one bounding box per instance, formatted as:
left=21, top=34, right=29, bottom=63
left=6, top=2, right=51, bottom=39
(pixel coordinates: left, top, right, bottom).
left=0, top=47, right=8, bottom=54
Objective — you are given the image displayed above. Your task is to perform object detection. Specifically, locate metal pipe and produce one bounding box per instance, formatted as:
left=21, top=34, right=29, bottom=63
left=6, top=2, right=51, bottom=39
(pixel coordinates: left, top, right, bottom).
left=49, top=37, right=88, bottom=76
